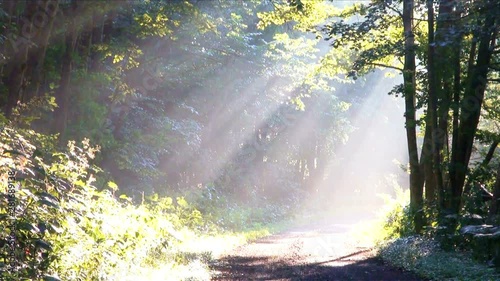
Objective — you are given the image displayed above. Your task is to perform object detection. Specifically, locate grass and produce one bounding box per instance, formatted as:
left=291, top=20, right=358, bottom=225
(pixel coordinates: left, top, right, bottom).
left=132, top=219, right=293, bottom=281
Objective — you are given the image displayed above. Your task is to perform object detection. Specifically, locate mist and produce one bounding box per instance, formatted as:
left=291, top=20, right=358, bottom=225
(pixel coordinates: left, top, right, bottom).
left=315, top=72, right=407, bottom=218
left=5, top=0, right=498, bottom=279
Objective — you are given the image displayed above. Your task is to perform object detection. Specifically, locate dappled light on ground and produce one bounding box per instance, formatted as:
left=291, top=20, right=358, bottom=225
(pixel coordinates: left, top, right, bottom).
left=2, top=0, right=499, bottom=280
left=211, top=220, right=423, bottom=280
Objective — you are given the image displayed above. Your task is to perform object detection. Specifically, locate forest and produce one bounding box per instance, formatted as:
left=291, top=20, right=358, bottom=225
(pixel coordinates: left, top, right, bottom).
left=0, top=0, right=499, bottom=280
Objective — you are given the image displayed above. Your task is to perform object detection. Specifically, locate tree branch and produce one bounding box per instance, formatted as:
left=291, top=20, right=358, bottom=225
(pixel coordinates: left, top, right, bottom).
left=365, top=62, right=403, bottom=72
left=483, top=140, right=499, bottom=167
left=382, top=2, right=403, bottom=18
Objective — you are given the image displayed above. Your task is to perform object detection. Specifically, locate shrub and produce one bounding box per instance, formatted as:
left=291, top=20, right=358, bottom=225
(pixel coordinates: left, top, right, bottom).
left=1, top=124, right=292, bottom=280
left=377, top=186, right=414, bottom=240
left=1, top=127, right=67, bottom=280
left=0, top=126, right=201, bottom=280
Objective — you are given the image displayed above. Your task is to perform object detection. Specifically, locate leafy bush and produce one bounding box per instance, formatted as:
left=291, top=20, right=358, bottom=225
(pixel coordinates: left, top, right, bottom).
left=0, top=126, right=206, bottom=280
left=183, top=181, right=294, bottom=232
left=373, top=179, right=500, bottom=280
left=0, top=123, right=297, bottom=280
left=1, top=126, right=66, bottom=280
left=377, top=186, right=414, bottom=240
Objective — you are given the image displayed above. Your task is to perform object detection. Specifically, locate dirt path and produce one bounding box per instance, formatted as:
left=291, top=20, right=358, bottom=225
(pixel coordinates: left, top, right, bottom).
left=210, top=219, right=424, bottom=281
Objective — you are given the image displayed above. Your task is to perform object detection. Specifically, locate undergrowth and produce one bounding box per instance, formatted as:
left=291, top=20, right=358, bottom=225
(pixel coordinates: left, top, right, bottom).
left=379, top=236, right=499, bottom=281
left=367, top=184, right=500, bottom=281
left=0, top=126, right=284, bottom=281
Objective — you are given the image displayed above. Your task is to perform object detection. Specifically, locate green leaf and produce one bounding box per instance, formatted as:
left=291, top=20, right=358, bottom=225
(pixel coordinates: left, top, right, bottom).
left=43, top=275, right=62, bottom=281
left=2, top=149, right=27, bottom=157
left=176, top=197, right=188, bottom=208
left=74, top=179, right=86, bottom=187
left=48, top=223, right=63, bottom=234
left=17, top=222, right=40, bottom=233
left=20, top=188, right=37, bottom=199
left=35, top=239, right=52, bottom=251
left=119, top=194, right=131, bottom=202
left=39, top=199, right=59, bottom=209
left=107, top=181, right=119, bottom=191
left=36, top=191, right=59, bottom=202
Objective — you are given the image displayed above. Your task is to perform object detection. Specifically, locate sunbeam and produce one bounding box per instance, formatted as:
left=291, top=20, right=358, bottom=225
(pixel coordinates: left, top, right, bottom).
left=2, top=0, right=498, bottom=280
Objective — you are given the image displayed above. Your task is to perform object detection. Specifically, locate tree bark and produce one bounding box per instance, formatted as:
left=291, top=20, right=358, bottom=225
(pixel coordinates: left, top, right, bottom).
left=463, top=140, right=499, bottom=195
left=305, top=137, right=321, bottom=194
left=489, top=165, right=500, bottom=217
left=433, top=0, right=457, bottom=211
left=421, top=117, right=438, bottom=204
left=24, top=0, right=60, bottom=101
left=53, top=0, right=79, bottom=134
left=426, top=0, right=443, bottom=208
left=2, top=1, right=37, bottom=117
left=0, top=0, right=16, bottom=70
left=403, top=0, right=423, bottom=233
left=483, top=141, right=499, bottom=167
left=89, top=8, right=105, bottom=72
left=449, top=6, right=496, bottom=214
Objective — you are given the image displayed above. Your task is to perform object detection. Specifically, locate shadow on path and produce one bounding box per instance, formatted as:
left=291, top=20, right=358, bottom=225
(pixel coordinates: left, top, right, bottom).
left=211, top=252, right=423, bottom=281
left=210, top=221, right=425, bottom=281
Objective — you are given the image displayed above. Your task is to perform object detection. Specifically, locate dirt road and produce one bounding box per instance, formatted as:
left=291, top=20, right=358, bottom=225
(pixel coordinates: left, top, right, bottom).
left=210, top=219, right=423, bottom=281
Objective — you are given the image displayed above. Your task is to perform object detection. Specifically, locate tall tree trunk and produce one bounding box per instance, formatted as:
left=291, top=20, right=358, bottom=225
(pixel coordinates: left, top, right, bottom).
left=489, top=165, right=500, bottom=217
left=0, top=0, right=16, bottom=72
left=426, top=0, right=443, bottom=209
left=449, top=7, right=496, bottom=214
left=463, top=140, right=499, bottom=195
left=451, top=39, right=475, bottom=202
left=403, top=0, right=423, bottom=233
left=53, top=1, right=78, bottom=134
left=102, top=10, right=116, bottom=45
left=2, top=1, right=37, bottom=117
left=447, top=22, right=462, bottom=192
left=421, top=117, right=438, bottom=204
left=89, top=8, right=105, bottom=72
left=25, top=0, right=60, bottom=101
left=306, top=137, right=320, bottom=194
left=433, top=0, right=457, bottom=211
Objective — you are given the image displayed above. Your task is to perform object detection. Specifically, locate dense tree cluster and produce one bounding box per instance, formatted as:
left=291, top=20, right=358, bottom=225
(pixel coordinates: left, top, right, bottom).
left=0, top=0, right=354, bottom=210
left=316, top=0, right=500, bottom=230
left=2, top=0, right=498, bottom=233
left=1, top=0, right=500, bottom=278
left=0, top=1, right=359, bottom=279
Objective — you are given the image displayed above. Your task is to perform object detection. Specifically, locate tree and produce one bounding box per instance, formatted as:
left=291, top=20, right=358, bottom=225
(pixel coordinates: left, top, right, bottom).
left=402, top=0, right=424, bottom=233
left=269, top=0, right=500, bottom=229
left=448, top=0, right=498, bottom=214
left=53, top=0, right=79, bottom=135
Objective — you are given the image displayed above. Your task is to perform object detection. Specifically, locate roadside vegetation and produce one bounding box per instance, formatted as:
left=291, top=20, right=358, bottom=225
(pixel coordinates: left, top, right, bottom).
left=361, top=185, right=500, bottom=281
left=1, top=0, right=500, bottom=280
left=1, top=1, right=339, bottom=279
left=0, top=125, right=292, bottom=280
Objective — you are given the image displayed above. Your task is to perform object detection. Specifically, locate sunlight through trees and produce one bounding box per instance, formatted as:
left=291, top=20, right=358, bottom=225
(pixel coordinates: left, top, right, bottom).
left=1, top=0, right=499, bottom=280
